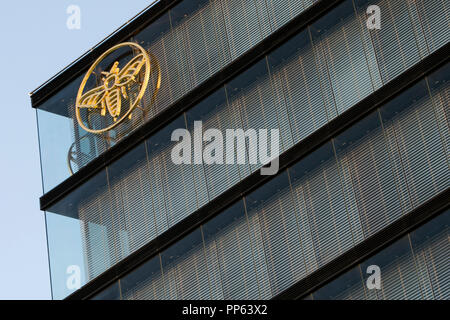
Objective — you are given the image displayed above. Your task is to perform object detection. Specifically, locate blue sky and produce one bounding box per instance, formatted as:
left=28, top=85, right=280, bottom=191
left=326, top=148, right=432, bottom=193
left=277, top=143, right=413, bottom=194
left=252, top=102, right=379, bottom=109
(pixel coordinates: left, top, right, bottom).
left=0, top=0, right=157, bottom=300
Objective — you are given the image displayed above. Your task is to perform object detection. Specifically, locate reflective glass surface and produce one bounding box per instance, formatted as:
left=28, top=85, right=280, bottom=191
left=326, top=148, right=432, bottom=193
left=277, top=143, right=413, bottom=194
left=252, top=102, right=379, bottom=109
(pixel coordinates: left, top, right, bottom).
left=36, top=0, right=322, bottom=191
left=76, top=65, right=449, bottom=300
left=39, top=1, right=449, bottom=299
left=312, top=210, right=449, bottom=300
left=36, top=0, right=449, bottom=192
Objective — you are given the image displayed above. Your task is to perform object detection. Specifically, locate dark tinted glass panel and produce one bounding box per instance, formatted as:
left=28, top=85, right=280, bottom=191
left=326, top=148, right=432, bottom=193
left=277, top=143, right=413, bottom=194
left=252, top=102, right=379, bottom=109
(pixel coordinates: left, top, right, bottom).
left=245, top=171, right=304, bottom=296
left=310, top=0, right=376, bottom=114
left=380, top=80, right=449, bottom=208
left=267, top=30, right=329, bottom=144
left=311, top=210, right=450, bottom=300
left=160, top=229, right=209, bottom=299
left=409, top=210, right=449, bottom=300
left=91, top=281, right=121, bottom=300
left=289, top=142, right=357, bottom=269
left=120, top=256, right=164, bottom=300
left=107, top=143, right=158, bottom=259
left=202, top=200, right=268, bottom=299
left=186, top=88, right=239, bottom=201
left=313, top=266, right=365, bottom=300
left=334, top=111, right=402, bottom=236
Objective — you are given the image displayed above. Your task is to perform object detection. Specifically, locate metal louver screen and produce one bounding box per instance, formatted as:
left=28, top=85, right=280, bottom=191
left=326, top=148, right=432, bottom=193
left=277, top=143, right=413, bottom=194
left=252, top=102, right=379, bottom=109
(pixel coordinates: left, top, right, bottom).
left=311, top=209, right=449, bottom=300
left=42, top=0, right=449, bottom=299
left=86, top=66, right=449, bottom=298
left=38, top=0, right=450, bottom=192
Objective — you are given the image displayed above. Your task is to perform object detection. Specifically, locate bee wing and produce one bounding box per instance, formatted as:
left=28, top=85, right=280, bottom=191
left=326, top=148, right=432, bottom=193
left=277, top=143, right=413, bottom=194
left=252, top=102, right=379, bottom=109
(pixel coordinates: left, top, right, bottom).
left=105, top=88, right=122, bottom=118
left=117, top=53, right=146, bottom=87
left=78, top=86, right=106, bottom=109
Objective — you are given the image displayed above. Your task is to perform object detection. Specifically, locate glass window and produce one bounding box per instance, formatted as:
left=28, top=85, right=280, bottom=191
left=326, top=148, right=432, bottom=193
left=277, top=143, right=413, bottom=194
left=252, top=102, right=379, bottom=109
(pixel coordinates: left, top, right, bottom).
left=46, top=169, right=111, bottom=298
left=37, top=0, right=447, bottom=195
left=202, top=200, right=267, bottom=299
left=245, top=171, right=304, bottom=296
left=120, top=256, right=164, bottom=300
left=427, top=63, right=449, bottom=166
left=313, top=266, right=365, bottom=300
left=334, top=110, right=403, bottom=237
left=310, top=210, right=449, bottom=300
left=414, top=0, right=450, bottom=53
left=185, top=87, right=239, bottom=202
left=380, top=80, right=449, bottom=208
left=361, top=236, right=420, bottom=300
left=170, top=0, right=228, bottom=90
left=45, top=211, right=88, bottom=300
left=267, top=29, right=330, bottom=144
left=160, top=229, right=209, bottom=299
left=265, top=0, right=314, bottom=31
left=310, top=0, right=376, bottom=114
left=132, top=12, right=174, bottom=117
left=410, top=210, right=450, bottom=300
left=220, top=0, right=269, bottom=59
left=39, top=1, right=449, bottom=300
left=354, top=0, right=425, bottom=83
left=289, top=142, right=358, bottom=269
left=226, top=58, right=293, bottom=172
left=91, top=282, right=121, bottom=300
left=145, top=115, right=199, bottom=230
left=37, top=74, right=87, bottom=192
left=107, top=142, right=158, bottom=259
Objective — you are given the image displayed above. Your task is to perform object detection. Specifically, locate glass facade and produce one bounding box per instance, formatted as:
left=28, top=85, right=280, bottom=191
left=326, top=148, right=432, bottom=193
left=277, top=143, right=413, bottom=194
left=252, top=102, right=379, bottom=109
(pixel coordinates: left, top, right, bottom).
left=34, top=0, right=450, bottom=300
left=45, top=63, right=449, bottom=299
left=309, top=209, right=449, bottom=300
left=90, top=208, right=450, bottom=300
left=37, top=0, right=323, bottom=192
left=36, top=0, right=449, bottom=192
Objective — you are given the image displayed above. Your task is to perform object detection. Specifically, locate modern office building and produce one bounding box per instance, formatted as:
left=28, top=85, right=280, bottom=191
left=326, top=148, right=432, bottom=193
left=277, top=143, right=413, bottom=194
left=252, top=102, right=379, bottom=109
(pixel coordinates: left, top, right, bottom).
left=31, top=0, right=449, bottom=300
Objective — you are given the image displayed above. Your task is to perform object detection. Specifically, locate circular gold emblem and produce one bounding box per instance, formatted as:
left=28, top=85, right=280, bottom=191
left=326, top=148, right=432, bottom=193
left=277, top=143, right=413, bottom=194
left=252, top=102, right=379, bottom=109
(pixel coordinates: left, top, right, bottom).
left=75, top=42, right=160, bottom=133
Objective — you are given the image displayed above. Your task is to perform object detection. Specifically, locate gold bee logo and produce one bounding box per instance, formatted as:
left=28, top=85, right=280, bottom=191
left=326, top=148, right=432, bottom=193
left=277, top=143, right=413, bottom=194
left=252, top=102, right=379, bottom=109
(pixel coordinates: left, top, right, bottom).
left=75, top=42, right=160, bottom=133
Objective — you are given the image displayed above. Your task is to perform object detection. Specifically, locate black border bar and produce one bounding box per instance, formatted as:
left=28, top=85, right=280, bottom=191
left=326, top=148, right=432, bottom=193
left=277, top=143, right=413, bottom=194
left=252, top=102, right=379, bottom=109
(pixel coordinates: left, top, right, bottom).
left=65, top=44, right=450, bottom=299
left=30, top=0, right=181, bottom=108
left=40, top=0, right=345, bottom=211
left=273, top=189, right=450, bottom=300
